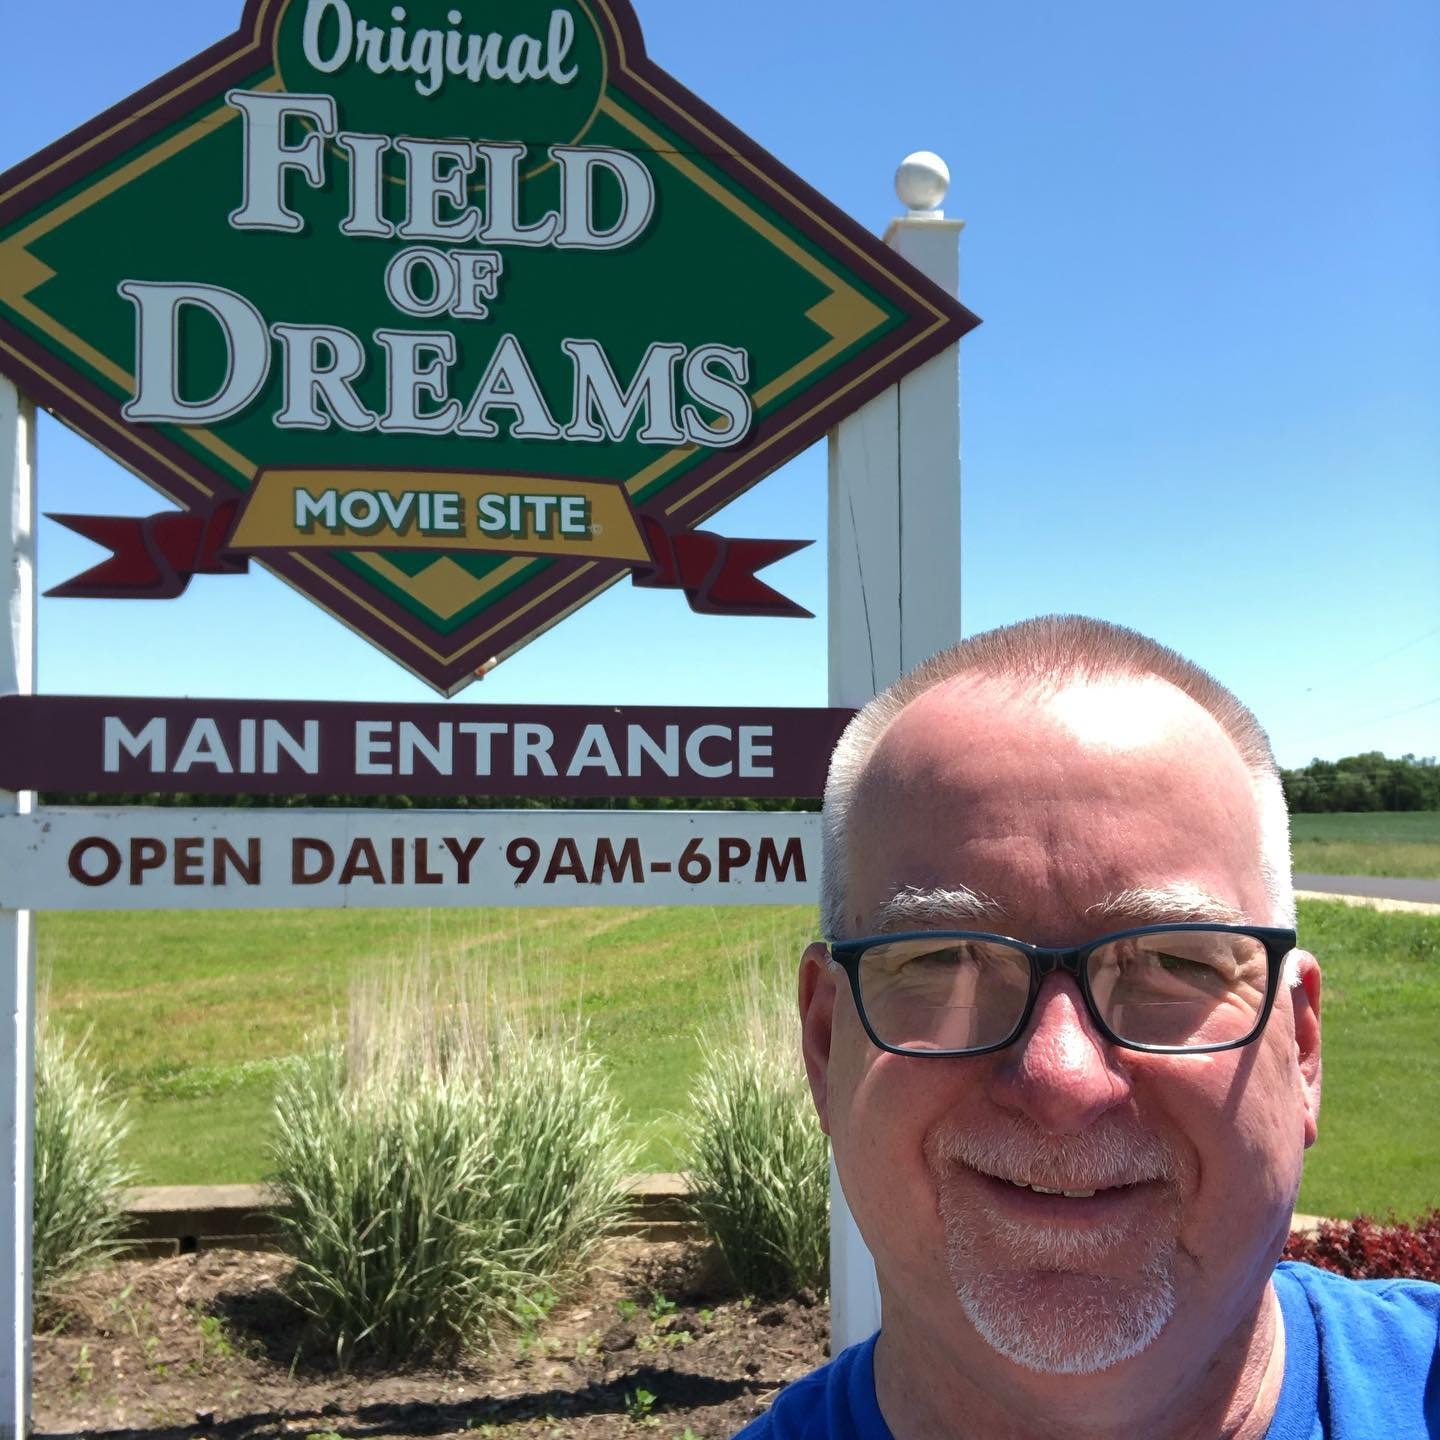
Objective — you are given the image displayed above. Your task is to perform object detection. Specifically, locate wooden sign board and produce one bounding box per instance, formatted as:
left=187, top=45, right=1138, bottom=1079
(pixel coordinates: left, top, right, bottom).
left=0, top=0, right=978, bottom=692
left=0, top=807, right=817, bottom=911
left=0, top=695, right=851, bottom=798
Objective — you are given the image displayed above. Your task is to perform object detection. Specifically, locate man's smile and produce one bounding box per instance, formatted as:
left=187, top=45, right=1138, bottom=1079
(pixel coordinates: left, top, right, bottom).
left=960, top=1164, right=1165, bottom=1227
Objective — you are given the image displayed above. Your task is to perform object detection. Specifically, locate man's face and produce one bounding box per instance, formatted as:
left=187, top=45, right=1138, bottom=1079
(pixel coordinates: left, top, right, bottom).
left=800, top=674, right=1321, bottom=1379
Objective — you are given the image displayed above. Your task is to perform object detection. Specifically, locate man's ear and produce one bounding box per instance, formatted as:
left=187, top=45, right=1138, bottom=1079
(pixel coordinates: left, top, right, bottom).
left=1289, top=950, right=1322, bottom=1149
left=799, top=942, right=838, bottom=1135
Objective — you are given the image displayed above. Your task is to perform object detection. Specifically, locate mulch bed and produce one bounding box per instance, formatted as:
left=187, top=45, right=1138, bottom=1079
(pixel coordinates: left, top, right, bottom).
left=33, top=1240, right=829, bottom=1439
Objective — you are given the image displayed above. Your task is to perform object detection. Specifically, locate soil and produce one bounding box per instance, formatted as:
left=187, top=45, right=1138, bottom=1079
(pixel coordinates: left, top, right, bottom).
left=33, top=1241, right=829, bottom=1440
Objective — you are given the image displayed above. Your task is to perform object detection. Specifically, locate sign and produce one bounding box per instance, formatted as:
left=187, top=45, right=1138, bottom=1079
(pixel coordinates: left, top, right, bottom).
left=0, top=808, right=818, bottom=911
left=0, top=695, right=852, bottom=797
left=0, top=0, right=979, bottom=692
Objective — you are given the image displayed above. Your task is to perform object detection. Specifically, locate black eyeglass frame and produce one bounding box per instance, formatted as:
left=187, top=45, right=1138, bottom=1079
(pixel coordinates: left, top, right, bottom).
left=826, top=922, right=1298, bottom=1058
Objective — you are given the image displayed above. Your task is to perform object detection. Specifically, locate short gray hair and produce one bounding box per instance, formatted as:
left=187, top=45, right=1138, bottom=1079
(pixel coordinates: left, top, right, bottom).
left=820, top=615, right=1294, bottom=940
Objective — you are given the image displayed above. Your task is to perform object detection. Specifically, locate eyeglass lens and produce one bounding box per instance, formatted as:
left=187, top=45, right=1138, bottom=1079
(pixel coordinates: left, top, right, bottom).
left=856, top=930, right=1271, bottom=1052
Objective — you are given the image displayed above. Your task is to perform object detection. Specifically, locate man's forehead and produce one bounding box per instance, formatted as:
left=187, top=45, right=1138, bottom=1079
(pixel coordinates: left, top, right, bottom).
left=858, top=672, right=1242, bottom=796
left=842, top=670, right=1267, bottom=933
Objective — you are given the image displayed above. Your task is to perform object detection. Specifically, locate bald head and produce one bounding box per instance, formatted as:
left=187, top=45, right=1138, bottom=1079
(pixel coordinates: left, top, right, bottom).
left=842, top=672, right=1270, bottom=944
left=821, top=617, right=1293, bottom=940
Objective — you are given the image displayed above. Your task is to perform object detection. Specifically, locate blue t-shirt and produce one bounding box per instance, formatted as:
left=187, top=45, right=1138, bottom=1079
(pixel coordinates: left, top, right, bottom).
left=733, top=1262, right=1440, bottom=1438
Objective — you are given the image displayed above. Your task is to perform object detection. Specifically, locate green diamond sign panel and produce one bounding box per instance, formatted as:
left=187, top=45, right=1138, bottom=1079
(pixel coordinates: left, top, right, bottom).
left=0, top=0, right=979, bottom=694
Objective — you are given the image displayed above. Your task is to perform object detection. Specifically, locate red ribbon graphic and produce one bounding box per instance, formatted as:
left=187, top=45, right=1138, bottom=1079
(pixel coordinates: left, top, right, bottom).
left=46, top=501, right=812, bottom=618
left=46, top=501, right=248, bottom=599
left=631, top=516, right=813, bottom=617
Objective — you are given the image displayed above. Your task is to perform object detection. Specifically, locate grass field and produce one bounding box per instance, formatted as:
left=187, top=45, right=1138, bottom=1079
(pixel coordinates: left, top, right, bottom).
left=37, top=905, right=818, bottom=1183
left=1290, top=810, right=1440, bottom=878
left=35, top=898, right=1439, bottom=1222
left=1292, top=900, right=1439, bottom=1221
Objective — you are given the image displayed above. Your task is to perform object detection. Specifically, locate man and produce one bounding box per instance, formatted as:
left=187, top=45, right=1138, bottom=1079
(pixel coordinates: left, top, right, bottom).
left=740, top=616, right=1438, bottom=1439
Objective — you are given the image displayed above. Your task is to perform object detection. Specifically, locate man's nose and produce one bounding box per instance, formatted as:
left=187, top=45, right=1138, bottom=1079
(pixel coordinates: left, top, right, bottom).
left=988, top=974, right=1132, bottom=1133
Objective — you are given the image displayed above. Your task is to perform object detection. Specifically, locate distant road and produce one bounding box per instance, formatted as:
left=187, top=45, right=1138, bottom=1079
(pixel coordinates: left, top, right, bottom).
left=1294, top=873, right=1440, bottom=905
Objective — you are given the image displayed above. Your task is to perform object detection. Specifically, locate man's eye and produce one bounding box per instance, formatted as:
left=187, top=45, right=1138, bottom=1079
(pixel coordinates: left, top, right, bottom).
left=1156, top=951, right=1218, bottom=977
left=909, top=948, right=962, bottom=968
left=877, top=944, right=973, bottom=977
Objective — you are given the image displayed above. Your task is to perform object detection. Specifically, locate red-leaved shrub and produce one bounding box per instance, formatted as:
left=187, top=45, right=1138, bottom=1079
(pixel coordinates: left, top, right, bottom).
left=1283, top=1210, right=1440, bottom=1282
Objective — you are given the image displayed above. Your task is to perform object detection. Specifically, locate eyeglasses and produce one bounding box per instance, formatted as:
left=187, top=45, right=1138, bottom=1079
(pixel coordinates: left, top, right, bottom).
left=826, top=923, right=1296, bottom=1057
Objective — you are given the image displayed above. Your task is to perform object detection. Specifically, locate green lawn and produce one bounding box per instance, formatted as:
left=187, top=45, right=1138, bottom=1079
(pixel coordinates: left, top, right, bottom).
left=36, top=899, right=1439, bottom=1221
left=1290, top=810, right=1440, bottom=878
left=1295, top=900, right=1439, bottom=1221
left=38, top=905, right=819, bottom=1183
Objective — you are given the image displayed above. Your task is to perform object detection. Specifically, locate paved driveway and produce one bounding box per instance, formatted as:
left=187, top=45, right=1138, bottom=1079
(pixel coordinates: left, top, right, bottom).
left=1294, top=873, right=1440, bottom=905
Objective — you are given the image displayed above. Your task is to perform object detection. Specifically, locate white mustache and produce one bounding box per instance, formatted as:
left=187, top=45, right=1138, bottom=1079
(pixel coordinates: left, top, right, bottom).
left=926, top=1118, right=1177, bottom=1192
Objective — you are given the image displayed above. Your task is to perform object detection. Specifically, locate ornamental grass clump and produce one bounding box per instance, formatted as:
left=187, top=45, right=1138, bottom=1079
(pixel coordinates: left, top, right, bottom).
left=270, top=959, right=634, bottom=1365
left=32, top=1013, right=133, bottom=1305
left=685, top=960, right=829, bottom=1298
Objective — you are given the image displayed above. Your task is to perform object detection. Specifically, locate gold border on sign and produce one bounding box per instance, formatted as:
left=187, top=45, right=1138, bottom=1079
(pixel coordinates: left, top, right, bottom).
left=289, top=548, right=617, bottom=665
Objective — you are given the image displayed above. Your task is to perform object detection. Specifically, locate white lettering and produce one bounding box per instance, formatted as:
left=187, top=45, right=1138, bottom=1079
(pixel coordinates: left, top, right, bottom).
left=396, top=139, right=479, bottom=241
left=684, top=724, right=733, bottom=778
left=398, top=721, right=452, bottom=776
left=295, top=487, right=339, bottom=531
left=339, top=491, right=382, bottom=530
left=272, top=323, right=376, bottom=431
left=738, top=725, right=774, bottom=778
left=565, top=722, right=621, bottom=776
left=337, top=132, right=394, bottom=237
left=375, top=330, right=462, bottom=433
left=682, top=344, right=753, bottom=447
left=301, top=0, right=352, bottom=72
left=513, top=723, right=557, bottom=776
left=263, top=720, right=320, bottom=773
left=227, top=90, right=337, bottom=233
left=355, top=720, right=393, bottom=774
left=119, top=282, right=270, bottom=424
left=546, top=9, right=578, bottom=82
left=457, top=333, right=562, bottom=439
left=478, top=143, right=559, bottom=246
left=457, top=720, right=508, bottom=775
left=103, top=717, right=166, bottom=774
left=295, top=0, right=582, bottom=98
left=627, top=724, right=679, bottom=778
left=564, top=339, right=685, bottom=444
left=552, top=146, right=655, bottom=251
left=384, top=247, right=457, bottom=317
left=174, top=719, right=233, bottom=774
left=449, top=249, right=503, bottom=318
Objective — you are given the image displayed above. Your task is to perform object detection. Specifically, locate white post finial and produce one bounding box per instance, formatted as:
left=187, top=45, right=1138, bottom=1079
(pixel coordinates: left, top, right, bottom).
left=894, top=150, right=950, bottom=216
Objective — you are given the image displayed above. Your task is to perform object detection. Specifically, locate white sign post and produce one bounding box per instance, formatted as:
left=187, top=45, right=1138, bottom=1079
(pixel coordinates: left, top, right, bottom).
left=827, top=153, right=965, bottom=1350
left=0, top=376, right=37, bottom=1440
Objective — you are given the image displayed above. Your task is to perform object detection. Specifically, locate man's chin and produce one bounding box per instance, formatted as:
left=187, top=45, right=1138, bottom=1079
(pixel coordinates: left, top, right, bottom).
left=953, top=1265, right=1177, bottom=1376
left=924, top=1126, right=1186, bottom=1372
left=936, top=1184, right=1183, bottom=1375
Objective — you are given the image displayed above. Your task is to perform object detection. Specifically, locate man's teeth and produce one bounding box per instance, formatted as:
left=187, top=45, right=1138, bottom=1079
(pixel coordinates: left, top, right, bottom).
left=1008, top=1179, right=1098, bottom=1198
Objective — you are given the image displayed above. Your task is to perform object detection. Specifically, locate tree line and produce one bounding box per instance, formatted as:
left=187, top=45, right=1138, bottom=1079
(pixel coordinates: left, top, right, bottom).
left=41, top=752, right=1439, bottom=815
left=1280, top=752, right=1439, bottom=812
left=37, top=791, right=823, bottom=812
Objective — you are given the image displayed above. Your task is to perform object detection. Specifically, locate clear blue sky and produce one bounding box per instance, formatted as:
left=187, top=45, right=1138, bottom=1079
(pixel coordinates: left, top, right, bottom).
left=3, top=0, right=1436, bottom=768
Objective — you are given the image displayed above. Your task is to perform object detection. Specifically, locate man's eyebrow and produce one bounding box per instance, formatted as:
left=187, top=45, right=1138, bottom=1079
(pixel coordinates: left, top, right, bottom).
left=1085, top=883, right=1247, bottom=926
left=870, top=884, right=1010, bottom=934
